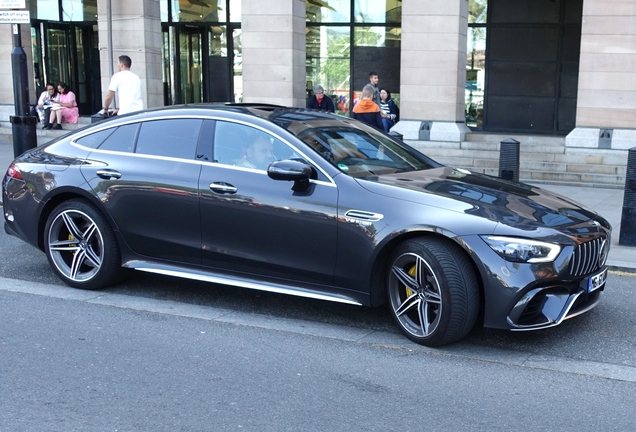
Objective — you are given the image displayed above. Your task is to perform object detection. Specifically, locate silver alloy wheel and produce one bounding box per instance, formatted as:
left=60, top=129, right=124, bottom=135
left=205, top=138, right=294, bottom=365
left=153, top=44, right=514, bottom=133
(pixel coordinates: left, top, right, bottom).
left=389, top=252, right=443, bottom=338
left=47, top=209, right=104, bottom=283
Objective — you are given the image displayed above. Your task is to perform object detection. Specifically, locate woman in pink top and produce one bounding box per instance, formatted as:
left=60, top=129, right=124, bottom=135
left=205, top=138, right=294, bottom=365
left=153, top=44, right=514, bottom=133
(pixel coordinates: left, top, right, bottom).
left=45, top=82, right=79, bottom=130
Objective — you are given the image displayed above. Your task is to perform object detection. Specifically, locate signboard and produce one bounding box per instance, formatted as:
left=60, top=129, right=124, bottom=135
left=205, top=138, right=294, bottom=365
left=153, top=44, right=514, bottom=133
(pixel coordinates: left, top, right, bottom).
left=0, top=10, right=29, bottom=23
left=0, top=0, right=26, bottom=9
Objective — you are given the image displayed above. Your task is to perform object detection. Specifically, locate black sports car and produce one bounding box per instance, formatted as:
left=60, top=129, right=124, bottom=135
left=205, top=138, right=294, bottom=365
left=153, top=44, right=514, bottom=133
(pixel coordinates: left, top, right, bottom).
left=2, top=104, right=611, bottom=346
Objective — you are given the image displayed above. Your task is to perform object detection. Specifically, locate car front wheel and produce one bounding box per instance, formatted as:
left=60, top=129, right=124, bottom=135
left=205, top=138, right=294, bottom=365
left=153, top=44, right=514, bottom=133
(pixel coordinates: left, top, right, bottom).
left=44, top=199, right=123, bottom=289
left=387, top=237, right=480, bottom=346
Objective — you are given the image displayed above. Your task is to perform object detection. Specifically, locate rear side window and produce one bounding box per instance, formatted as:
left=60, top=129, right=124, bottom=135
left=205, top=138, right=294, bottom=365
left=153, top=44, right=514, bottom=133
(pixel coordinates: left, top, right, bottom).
left=98, top=123, right=139, bottom=153
left=75, top=128, right=116, bottom=149
left=136, top=119, right=202, bottom=160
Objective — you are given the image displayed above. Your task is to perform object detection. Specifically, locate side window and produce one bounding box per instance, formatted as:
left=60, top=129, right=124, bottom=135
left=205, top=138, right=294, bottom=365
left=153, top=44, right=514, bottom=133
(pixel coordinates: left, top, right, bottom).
left=213, top=121, right=296, bottom=171
left=98, top=123, right=139, bottom=153
left=136, top=119, right=202, bottom=159
left=75, top=128, right=116, bottom=149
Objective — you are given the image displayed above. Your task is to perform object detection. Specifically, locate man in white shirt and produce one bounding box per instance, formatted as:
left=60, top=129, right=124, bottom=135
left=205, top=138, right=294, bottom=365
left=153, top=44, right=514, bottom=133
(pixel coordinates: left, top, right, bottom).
left=103, top=55, right=143, bottom=116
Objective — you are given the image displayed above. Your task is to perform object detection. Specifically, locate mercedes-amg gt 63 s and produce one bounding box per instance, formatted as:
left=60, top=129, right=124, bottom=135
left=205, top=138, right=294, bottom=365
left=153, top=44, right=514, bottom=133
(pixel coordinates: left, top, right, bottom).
left=2, top=104, right=611, bottom=346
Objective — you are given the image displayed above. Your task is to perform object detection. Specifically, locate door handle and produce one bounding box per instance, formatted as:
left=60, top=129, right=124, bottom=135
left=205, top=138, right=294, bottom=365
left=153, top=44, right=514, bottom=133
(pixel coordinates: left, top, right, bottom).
left=96, top=169, right=122, bottom=179
left=209, top=182, right=237, bottom=194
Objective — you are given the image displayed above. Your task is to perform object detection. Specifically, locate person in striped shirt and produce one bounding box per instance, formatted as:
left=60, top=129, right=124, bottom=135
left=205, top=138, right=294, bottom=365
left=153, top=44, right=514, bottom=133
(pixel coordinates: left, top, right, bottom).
left=379, top=88, right=400, bottom=132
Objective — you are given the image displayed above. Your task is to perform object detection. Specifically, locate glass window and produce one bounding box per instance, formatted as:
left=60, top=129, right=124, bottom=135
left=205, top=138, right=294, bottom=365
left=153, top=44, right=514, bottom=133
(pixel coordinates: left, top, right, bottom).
left=98, top=124, right=139, bottom=153
left=61, top=0, right=97, bottom=21
left=297, top=125, right=438, bottom=178
left=32, top=0, right=60, bottom=21
left=466, top=27, right=486, bottom=128
left=306, top=0, right=349, bottom=23
left=209, top=25, right=227, bottom=57
left=233, top=29, right=242, bottom=102
left=171, top=0, right=225, bottom=22
left=306, top=26, right=350, bottom=116
left=469, top=0, right=487, bottom=24
left=354, top=26, right=400, bottom=47
left=213, top=122, right=292, bottom=170
left=160, top=0, right=168, bottom=21
left=355, top=0, right=401, bottom=24
left=229, top=0, right=241, bottom=22
left=136, top=119, right=202, bottom=159
left=75, top=128, right=116, bottom=149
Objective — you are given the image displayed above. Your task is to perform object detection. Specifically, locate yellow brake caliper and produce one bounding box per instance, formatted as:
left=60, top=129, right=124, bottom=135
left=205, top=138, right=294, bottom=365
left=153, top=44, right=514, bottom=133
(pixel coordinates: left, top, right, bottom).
left=406, top=265, right=416, bottom=297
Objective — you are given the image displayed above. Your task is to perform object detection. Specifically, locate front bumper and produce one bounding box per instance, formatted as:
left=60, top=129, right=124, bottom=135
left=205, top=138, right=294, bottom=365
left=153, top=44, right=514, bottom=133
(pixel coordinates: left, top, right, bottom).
left=461, top=233, right=610, bottom=331
left=506, top=280, right=604, bottom=330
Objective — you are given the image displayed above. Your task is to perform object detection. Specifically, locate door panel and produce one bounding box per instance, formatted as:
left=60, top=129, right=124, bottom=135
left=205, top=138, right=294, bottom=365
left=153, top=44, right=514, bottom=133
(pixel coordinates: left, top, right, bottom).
left=483, top=0, right=583, bottom=134
left=486, top=96, right=555, bottom=131
left=207, top=56, right=231, bottom=102
left=82, top=153, right=202, bottom=264
left=199, top=165, right=338, bottom=284
left=488, top=62, right=557, bottom=97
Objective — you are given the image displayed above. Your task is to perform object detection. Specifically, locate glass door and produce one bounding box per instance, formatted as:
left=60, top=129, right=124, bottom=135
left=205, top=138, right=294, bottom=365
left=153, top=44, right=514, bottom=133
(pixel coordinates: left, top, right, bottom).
left=40, top=22, right=100, bottom=115
left=163, top=24, right=239, bottom=105
left=179, top=26, right=203, bottom=104
left=45, top=25, right=72, bottom=86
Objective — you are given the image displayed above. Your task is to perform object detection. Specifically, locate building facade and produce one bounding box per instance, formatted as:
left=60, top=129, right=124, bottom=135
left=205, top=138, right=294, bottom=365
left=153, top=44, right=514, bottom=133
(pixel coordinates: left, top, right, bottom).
left=1, top=0, right=634, bottom=149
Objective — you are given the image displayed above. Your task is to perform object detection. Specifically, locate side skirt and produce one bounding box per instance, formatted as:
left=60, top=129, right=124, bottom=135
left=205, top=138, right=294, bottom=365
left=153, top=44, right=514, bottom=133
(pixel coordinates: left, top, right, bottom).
left=124, top=260, right=364, bottom=306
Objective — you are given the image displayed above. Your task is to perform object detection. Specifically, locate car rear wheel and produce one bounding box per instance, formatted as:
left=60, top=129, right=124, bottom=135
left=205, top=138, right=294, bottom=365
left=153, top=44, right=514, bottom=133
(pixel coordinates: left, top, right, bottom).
left=44, top=199, right=123, bottom=289
left=387, top=237, right=480, bottom=347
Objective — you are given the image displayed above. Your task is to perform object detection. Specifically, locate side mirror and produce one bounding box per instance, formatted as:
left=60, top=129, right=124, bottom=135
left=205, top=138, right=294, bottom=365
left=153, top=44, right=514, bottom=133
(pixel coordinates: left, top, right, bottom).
left=267, top=159, right=312, bottom=192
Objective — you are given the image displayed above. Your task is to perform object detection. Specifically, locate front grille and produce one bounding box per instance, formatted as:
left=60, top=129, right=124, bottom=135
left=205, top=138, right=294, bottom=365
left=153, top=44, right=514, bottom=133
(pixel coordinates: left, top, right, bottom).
left=568, top=236, right=608, bottom=277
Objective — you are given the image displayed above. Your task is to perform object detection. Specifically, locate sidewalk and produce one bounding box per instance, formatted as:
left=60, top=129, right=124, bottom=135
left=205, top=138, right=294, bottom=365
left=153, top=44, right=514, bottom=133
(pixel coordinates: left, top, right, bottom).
left=0, top=132, right=634, bottom=272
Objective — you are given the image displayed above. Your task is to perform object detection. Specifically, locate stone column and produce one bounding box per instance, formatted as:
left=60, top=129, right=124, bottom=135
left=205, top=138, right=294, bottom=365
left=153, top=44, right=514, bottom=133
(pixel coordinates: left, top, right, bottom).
left=566, top=0, right=636, bottom=150
left=0, top=24, right=35, bottom=114
left=97, top=0, right=163, bottom=110
left=241, top=0, right=306, bottom=107
left=392, top=0, right=470, bottom=141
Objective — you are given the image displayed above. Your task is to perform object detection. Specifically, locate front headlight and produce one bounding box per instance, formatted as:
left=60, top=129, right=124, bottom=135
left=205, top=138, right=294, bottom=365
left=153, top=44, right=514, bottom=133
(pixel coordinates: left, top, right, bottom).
left=481, top=236, right=561, bottom=263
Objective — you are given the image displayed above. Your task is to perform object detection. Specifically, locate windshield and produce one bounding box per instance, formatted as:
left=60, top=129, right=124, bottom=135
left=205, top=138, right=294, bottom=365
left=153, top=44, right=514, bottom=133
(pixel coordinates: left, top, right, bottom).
left=296, top=125, right=441, bottom=178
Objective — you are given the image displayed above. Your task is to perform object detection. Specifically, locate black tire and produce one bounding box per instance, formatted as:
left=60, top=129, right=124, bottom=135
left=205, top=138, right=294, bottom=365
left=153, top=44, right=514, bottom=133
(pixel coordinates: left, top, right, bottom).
left=387, top=237, right=480, bottom=346
left=44, top=199, right=125, bottom=289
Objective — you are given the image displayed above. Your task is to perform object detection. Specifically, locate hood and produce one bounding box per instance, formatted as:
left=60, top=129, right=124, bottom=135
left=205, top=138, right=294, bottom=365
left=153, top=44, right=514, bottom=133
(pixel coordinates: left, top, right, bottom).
left=357, top=166, right=609, bottom=230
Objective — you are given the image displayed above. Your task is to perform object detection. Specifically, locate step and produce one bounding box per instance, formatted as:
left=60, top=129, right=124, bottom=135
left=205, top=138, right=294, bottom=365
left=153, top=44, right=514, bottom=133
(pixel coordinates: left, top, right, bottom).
left=526, top=170, right=624, bottom=185
left=466, top=132, right=565, bottom=146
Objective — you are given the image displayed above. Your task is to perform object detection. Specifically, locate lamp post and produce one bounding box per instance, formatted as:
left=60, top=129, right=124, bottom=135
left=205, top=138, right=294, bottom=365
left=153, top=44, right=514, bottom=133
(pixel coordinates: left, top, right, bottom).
left=10, top=22, right=37, bottom=158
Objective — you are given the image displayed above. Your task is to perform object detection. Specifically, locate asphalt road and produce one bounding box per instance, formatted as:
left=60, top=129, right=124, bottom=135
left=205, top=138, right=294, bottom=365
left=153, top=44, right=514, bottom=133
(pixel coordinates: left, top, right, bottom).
left=1, top=203, right=636, bottom=429
left=2, top=287, right=636, bottom=431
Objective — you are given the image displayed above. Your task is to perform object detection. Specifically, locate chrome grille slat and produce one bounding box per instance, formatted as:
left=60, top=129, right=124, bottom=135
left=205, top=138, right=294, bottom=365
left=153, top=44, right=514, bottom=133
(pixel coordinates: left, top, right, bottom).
left=583, top=241, right=592, bottom=274
left=569, top=236, right=605, bottom=277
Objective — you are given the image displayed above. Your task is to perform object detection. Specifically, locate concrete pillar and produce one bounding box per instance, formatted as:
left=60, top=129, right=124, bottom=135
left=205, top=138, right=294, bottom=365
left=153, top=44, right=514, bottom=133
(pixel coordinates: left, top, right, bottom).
left=392, top=0, right=470, bottom=141
left=566, top=0, right=636, bottom=149
left=97, top=0, right=163, bottom=110
left=241, top=0, right=306, bottom=107
left=0, top=23, right=35, bottom=107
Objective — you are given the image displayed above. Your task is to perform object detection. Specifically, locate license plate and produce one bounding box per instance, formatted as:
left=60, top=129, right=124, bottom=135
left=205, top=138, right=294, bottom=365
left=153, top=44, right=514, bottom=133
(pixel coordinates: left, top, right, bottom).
left=587, top=268, right=607, bottom=293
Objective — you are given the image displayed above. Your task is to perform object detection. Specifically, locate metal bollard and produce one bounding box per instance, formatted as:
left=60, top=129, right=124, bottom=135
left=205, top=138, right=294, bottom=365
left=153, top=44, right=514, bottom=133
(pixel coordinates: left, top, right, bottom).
left=619, top=147, right=636, bottom=246
left=389, top=130, right=404, bottom=141
left=499, top=138, right=520, bottom=182
left=418, top=121, right=431, bottom=141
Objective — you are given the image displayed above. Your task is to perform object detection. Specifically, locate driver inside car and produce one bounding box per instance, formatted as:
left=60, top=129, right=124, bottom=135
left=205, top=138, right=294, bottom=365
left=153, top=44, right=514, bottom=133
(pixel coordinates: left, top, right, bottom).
left=235, top=135, right=275, bottom=170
